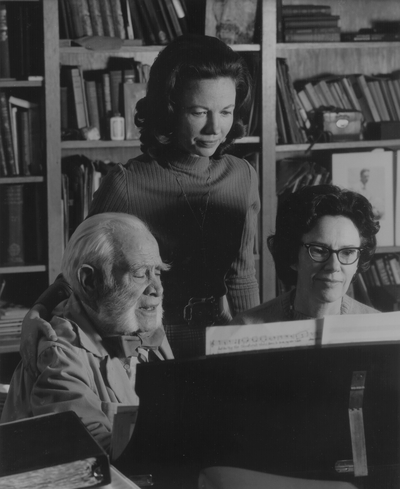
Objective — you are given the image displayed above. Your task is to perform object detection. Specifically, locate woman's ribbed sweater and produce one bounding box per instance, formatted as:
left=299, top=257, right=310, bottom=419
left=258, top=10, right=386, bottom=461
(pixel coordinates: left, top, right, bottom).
left=88, top=151, right=260, bottom=320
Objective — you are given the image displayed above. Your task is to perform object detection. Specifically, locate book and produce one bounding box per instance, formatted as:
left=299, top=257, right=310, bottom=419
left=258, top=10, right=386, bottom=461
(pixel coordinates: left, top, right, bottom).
left=340, top=77, right=362, bottom=112
left=62, top=66, right=88, bottom=129
left=85, top=80, right=101, bottom=133
left=16, top=109, right=30, bottom=176
left=8, top=96, right=41, bottom=176
left=87, top=0, right=104, bottom=36
left=163, top=0, right=183, bottom=37
left=0, top=129, right=7, bottom=176
left=134, top=0, right=157, bottom=45
left=0, top=2, right=11, bottom=79
left=367, top=80, right=391, bottom=121
left=355, top=75, right=381, bottom=123
left=0, top=411, right=111, bottom=488
left=127, top=0, right=145, bottom=40
left=0, top=90, right=16, bottom=175
left=109, top=70, right=124, bottom=116
left=303, top=82, right=323, bottom=109
left=112, top=0, right=127, bottom=39
left=378, top=78, right=398, bottom=121
left=387, top=80, right=400, bottom=120
left=65, top=0, right=86, bottom=38
left=143, top=0, right=169, bottom=44
left=281, top=5, right=331, bottom=16
left=284, top=31, right=340, bottom=42
left=99, top=0, right=115, bottom=37
left=348, top=74, right=374, bottom=123
left=0, top=184, right=24, bottom=265
left=283, top=16, right=340, bottom=29
left=124, top=81, right=146, bottom=140
left=171, top=0, right=188, bottom=34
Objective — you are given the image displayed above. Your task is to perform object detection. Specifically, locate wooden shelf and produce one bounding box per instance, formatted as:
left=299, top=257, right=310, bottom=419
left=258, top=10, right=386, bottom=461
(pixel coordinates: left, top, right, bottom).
left=0, top=176, right=44, bottom=184
left=277, top=139, right=400, bottom=153
left=277, top=41, right=400, bottom=53
left=0, top=265, right=46, bottom=274
left=0, top=80, right=42, bottom=88
left=59, top=43, right=260, bottom=53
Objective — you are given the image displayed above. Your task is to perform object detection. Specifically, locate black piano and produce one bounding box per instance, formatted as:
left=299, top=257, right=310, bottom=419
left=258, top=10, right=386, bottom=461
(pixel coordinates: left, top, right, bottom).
left=115, top=343, right=400, bottom=489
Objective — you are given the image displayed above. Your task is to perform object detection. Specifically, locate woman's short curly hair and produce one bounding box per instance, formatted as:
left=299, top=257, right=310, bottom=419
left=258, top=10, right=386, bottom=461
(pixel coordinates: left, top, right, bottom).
left=267, top=184, right=380, bottom=288
left=134, top=34, right=252, bottom=158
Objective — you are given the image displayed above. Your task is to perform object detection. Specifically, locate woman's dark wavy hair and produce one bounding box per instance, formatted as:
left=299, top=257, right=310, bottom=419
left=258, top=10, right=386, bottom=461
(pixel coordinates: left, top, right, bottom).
left=267, top=184, right=380, bottom=289
left=134, top=34, right=253, bottom=159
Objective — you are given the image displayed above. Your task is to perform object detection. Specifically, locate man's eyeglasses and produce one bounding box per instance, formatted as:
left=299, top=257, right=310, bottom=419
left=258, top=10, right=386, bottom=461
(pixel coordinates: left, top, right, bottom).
left=302, top=243, right=363, bottom=265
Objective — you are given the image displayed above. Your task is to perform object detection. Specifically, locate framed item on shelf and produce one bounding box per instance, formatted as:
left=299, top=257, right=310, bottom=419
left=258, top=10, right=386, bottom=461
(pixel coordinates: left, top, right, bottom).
left=332, top=150, right=394, bottom=247
left=204, top=0, right=258, bottom=44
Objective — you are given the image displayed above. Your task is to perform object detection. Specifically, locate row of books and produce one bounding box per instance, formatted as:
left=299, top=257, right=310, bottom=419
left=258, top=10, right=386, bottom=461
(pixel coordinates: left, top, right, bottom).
left=61, top=60, right=149, bottom=141
left=0, top=2, right=43, bottom=80
left=59, top=0, right=188, bottom=45
left=0, top=184, right=45, bottom=266
left=0, top=91, right=43, bottom=177
left=278, top=3, right=341, bottom=43
left=61, top=155, right=113, bottom=245
left=276, top=158, right=331, bottom=198
left=297, top=72, right=400, bottom=124
left=364, top=255, right=400, bottom=287
left=276, top=60, right=400, bottom=145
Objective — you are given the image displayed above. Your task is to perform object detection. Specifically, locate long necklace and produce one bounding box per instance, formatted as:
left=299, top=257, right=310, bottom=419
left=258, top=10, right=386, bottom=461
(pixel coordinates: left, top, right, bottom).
left=168, top=162, right=212, bottom=233
left=168, top=162, right=212, bottom=272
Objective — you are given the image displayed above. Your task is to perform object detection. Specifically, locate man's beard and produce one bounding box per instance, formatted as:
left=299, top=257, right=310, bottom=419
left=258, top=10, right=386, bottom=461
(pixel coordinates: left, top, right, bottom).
left=94, top=285, right=163, bottom=336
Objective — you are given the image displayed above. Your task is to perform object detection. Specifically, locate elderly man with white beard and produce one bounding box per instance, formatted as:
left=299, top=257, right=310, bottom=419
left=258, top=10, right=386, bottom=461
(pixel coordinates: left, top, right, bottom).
left=1, top=213, right=173, bottom=453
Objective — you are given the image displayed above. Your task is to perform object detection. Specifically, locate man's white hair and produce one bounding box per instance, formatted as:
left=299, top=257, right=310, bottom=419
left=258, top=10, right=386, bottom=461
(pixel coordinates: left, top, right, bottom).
left=61, top=213, right=150, bottom=294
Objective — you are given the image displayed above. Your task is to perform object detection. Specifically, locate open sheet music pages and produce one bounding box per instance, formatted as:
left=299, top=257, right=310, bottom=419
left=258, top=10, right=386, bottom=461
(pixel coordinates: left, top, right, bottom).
left=206, top=311, right=400, bottom=355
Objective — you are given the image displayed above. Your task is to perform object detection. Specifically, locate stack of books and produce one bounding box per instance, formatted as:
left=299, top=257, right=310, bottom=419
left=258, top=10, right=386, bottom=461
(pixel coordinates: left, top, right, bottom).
left=0, top=304, right=29, bottom=340
left=280, top=3, right=341, bottom=43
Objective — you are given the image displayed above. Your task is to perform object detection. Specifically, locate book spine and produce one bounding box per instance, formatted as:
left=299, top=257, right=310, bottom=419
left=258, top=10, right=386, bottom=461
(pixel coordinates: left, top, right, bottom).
left=127, top=0, right=145, bottom=40
left=28, top=104, right=43, bottom=175
left=283, top=19, right=339, bottom=28
left=0, top=184, right=25, bottom=265
left=99, top=0, right=115, bottom=37
left=163, top=0, right=182, bottom=37
left=87, top=0, right=104, bottom=36
left=17, top=109, right=31, bottom=176
left=356, top=75, right=381, bottom=122
left=85, top=80, right=101, bottom=133
left=0, top=2, right=11, bottom=79
left=157, top=0, right=175, bottom=42
left=171, top=0, right=187, bottom=33
left=0, top=90, right=16, bottom=175
left=70, top=67, right=88, bottom=129
left=284, top=27, right=340, bottom=34
left=135, top=0, right=157, bottom=44
left=284, top=32, right=340, bottom=42
left=66, top=0, right=86, bottom=38
left=0, top=127, right=7, bottom=175
left=112, top=0, right=127, bottom=39
left=282, top=7, right=331, bottom=16
left=109, top=70, right=123, bottom=116
left=144, top=0, right=169, bottom=44
left=124, top=81, right=146, bottom=140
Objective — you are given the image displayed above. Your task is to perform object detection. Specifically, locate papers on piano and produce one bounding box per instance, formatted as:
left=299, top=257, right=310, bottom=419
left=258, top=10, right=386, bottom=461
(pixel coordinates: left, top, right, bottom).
left=206, top=311, right=400, bottom=355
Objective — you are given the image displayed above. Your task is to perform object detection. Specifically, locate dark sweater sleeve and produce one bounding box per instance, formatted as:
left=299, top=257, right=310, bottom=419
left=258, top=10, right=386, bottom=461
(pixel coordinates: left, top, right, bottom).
left=88, top=164, right=129, bottom=216
left=35, top=274, right=72, bottom=315
left=225, top=162, right=261, bottom=315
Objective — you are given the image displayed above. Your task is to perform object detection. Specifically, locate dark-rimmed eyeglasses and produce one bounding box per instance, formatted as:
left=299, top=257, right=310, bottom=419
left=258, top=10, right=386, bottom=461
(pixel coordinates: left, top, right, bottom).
left=301, top=243, right=363, bottom=265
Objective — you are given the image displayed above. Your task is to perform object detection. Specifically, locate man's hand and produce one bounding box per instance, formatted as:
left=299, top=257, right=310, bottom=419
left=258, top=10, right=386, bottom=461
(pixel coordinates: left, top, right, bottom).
left=20, top=304, right=58, bottom=377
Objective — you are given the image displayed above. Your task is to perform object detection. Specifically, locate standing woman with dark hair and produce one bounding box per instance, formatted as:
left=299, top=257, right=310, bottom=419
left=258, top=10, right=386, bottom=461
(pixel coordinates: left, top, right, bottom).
left=232, top=184, right=380, bottom=325
left=20, top=34, right=260, bottom=366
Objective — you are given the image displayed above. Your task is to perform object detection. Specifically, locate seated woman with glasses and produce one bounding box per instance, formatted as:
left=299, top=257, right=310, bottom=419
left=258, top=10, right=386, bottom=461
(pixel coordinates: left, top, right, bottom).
left=232, top=184, right=381, bottom=324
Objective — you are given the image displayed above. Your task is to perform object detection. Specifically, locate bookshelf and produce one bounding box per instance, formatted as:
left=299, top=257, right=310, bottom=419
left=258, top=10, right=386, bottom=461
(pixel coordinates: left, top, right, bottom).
left=3, top=0, right=400, bottom=360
